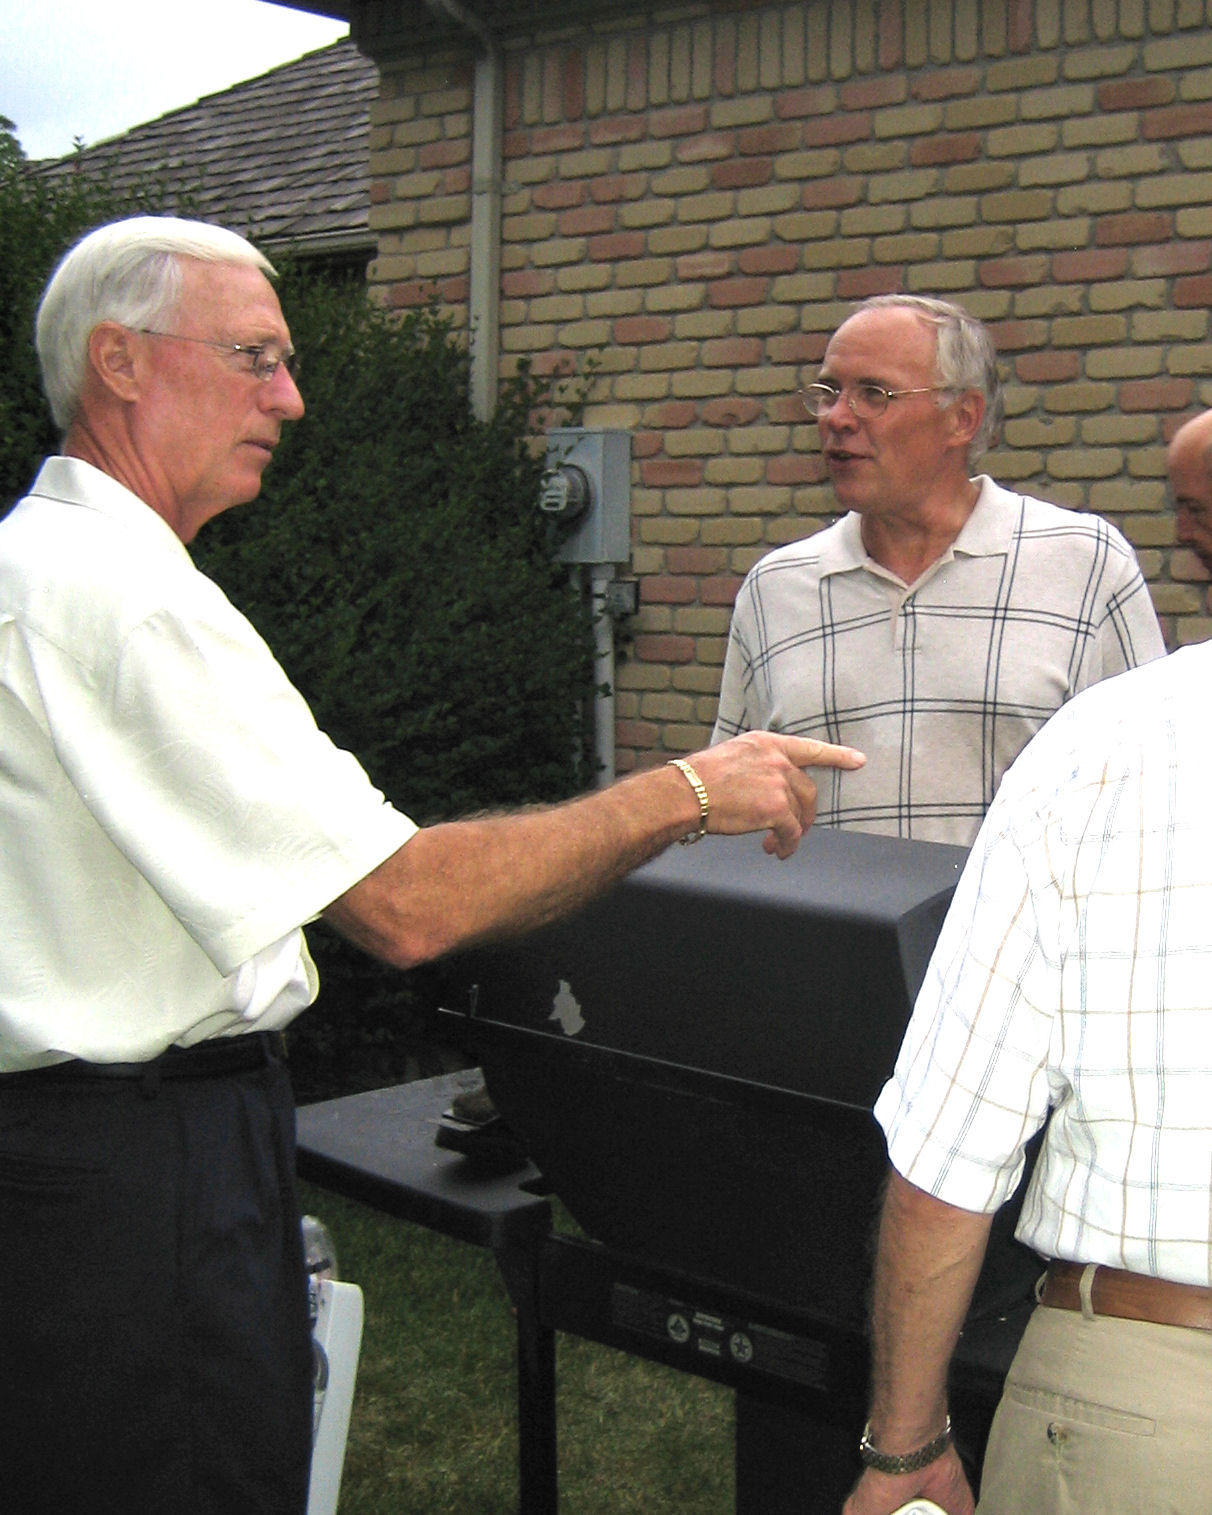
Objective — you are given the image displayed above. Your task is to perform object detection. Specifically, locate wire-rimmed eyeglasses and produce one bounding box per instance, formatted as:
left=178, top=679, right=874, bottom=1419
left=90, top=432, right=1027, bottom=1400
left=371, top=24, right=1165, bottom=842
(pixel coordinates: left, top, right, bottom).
left=798, top=381, right=950, bottom=421
left=138, top=328, right=299, bottom=383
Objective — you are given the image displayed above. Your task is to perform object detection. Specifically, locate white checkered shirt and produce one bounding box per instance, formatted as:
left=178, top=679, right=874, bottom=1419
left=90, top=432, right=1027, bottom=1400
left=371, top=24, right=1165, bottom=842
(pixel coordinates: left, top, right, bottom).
left=876, top=643, right=1212, bottom=1286
left=712, top=477, right=1164, bottom=845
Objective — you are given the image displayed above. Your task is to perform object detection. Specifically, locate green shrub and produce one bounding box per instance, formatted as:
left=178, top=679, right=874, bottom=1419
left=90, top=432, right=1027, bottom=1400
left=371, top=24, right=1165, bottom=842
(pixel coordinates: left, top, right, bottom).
left=191, top=268, right=599, bottom=1099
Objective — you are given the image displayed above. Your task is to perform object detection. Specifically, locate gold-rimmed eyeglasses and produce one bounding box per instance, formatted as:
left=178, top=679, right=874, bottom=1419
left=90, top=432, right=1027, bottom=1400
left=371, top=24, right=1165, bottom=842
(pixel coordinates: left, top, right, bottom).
left=138, top=328, right=299, bottom=383
left=799, top=381, right=950, bottom=420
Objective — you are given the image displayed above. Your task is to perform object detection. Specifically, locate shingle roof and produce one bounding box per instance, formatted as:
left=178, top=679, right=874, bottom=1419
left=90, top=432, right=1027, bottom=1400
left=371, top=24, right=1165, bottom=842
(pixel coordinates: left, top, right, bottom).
left=35, top=40, right=377, bottom=258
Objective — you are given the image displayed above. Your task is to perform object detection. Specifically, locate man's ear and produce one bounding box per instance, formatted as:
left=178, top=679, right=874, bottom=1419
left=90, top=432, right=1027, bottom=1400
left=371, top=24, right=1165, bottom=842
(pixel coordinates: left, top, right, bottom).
left=86, top=322, right=142, bottom=403
left=947, top=389, right=985, bottom=451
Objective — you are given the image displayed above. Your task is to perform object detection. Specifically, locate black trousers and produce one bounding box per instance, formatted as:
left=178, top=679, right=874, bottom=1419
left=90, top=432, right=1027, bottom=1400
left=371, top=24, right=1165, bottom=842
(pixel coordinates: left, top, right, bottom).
left=0, top=1054, right=313, bottom=1514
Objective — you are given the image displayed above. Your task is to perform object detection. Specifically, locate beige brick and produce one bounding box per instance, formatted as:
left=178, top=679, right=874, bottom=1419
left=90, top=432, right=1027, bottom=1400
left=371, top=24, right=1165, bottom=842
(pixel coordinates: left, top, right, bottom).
left=672, top=664, right=725, bottom=694
left=1088, top=279, right=1168, bottom=312
left=987, top=122, right=1060, bottom=157
left=945, top=162, right=1016, bottom=193
left=979, top=448, right=1044, bottom=479
left=368, top=202, right=419, bottom=232
left=941, top=226, right=1015, bottom=257
left=944, top=96, right=1018, bottom=129
left=369, top=147, right=419, bottom=177
left=711, top=97, right=775, bottom=128
left=672, top=610, right=731, bottom=642
left=558, top=149, right=614, bottom=178
left=721, top=485, right=794, bottom=516
left=842, top=140, right=912, bottom=174
left=1062, top=44, right=1137, bottom=79
left=1124, top=448, right=1169, bottom=481
left=1003, top=416, right=1078, bottom=447
left=1045, top=382, right=1117, bottom=412
left=910, top=196, right=980, bottom=229
left=560, top=318, right=614, bottom=348
left=1062, top=115, right=1139, bottom=148
left=662, top=485, right=731, bottom=516
left=841, top=204, right=909, bottom=235
left=701, top=517, right=765, bottom=545
left=524, top=293, right=586, bottom=323
left=639, top=691, right=698, bottom=721
left=961, top=290, right=1014, bottom=320
left=1139, top=172, right=1212, bottom=209
left=1150, top=584, right=1205, bottom=615
left=708, top=217, right=774, bottom=249
left=1001, top=387, right=1038, bottom=417
left=738, top=184, right=802, bottom=216
left=1175, top=618, right=1212, bottom=646
left=1019, top=154, right=1091, bottom=188
left=1021, top=84, right=1097, bottom=120
left=1176, top=207, right=1212, bottom=237
left=677, top=191, right=737, bottom=223
left=621, top=201, right=677, bottom=231
left=1096, top=144, right=1170, bottom=179
left=647, top=225, right=710, bottom=255
left=1088, top=479, right=1168, bottom=513
left=737, top=305, right=800, bottom=336
left=586, top=289, right=644, bottom=318
left=772, top=211, right=843, bottom=244
left=986, top=56, right=1060, bottom=91
left=530, top=237, right=589, bottom=268
left=619, top=142, right=674, bottom=172
left=1017, top=218, right=1092, bottom=251
left=735, top=368, right=799, bottom=397
left=1052, top=314, right=1129, bottom=346
left=980, top=189, right=1057, bottom=223
left=1169, top=345, right=1212, bottom=376
left=1145, top=33, right=1212, bottom=70
left=1085, top=346, right=1164, bottom=379
left=1121, top=514, right=1177, bottom=548
left=873, top=232, right=941, bottom=263
left=873, top=103, right=945, bottom=138
left=774, top=149, right=844, bottom=180
left=1056, top=181, right=1133, bottom=215
left=615, top=662, right=671, bottom=692
left=672, top=309, right=733, bottom=339
left=705, top=456, right=764, bottom=484
left=1132, top=310, right=1209, bottom=341
left=640, top=340, right=701, bottom=372
left=671, top=371, right=733, bottom=398
left=1047, top=448, right=1124, bottom=480
left=802, top=238, right=872, bottom=270
left=1182, top=66, right=1212, bottom=104
left=617, top=258, right=677, bottom=288
left=771, top=271, right=840, bottom=304
left=728, top=425, right=794, bottom=455
left=652, top=165, right=713, bottom=196
left=660, top=427, right=723, bottom=459
left=639, top=518, right=701, bottom=544
left=556, top=264, right=613, bottom=293
left=907, top=260, right=977, bottom=292
left=869, top=169, right=941, bottom=204
left=501, top=322, right=556, bottom=352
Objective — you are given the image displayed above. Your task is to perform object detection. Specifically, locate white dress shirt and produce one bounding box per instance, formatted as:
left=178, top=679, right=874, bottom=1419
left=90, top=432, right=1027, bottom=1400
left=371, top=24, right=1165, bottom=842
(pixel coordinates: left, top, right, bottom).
left=0, top=457, right=417, bottom=1070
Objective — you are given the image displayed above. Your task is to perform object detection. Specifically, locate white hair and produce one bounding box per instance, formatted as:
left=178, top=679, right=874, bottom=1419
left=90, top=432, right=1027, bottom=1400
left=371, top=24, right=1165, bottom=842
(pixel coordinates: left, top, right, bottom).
left=35, top=216, right=275, bottom=432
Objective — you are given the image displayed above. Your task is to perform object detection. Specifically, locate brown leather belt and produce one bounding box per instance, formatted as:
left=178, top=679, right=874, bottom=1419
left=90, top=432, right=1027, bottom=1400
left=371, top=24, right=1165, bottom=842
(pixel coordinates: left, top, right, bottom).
left=2, top=1030, right=288, bottom=1084
left=1040, top=1259, right=1212, bottom=1332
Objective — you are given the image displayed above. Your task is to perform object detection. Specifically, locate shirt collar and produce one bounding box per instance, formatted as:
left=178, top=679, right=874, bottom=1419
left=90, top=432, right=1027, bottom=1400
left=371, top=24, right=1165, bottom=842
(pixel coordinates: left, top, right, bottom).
left=28, top=456, right=196, bottom=568
left=818, top=475, right=1014, bottom=581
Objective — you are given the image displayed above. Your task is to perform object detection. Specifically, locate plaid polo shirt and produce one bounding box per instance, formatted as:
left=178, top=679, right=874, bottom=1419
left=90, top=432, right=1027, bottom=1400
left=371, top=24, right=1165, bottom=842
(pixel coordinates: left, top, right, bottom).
left=877, top=643, right=1212, bottom=1286
left=712, top=477, right=1164, bottom=845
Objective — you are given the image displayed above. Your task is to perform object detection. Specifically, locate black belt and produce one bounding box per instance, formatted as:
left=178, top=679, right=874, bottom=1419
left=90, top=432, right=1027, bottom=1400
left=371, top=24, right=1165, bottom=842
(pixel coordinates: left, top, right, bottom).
left=5, top=1030, right=288, bottom=1084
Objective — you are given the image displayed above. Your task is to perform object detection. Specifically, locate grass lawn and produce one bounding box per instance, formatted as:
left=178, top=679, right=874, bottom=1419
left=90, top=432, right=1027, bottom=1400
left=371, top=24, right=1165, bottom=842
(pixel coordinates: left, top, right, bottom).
left=300, top=1180, right=735, bottom=1514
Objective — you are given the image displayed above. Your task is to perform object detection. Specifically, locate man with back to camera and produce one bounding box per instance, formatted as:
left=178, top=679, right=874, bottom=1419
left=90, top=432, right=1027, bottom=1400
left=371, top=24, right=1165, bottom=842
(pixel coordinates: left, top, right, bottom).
left=712, top=294, right=1165, bottom=845
left=0, top=215, right=865, bottom=1514
left=841, top=621, right=1212, bottom=1514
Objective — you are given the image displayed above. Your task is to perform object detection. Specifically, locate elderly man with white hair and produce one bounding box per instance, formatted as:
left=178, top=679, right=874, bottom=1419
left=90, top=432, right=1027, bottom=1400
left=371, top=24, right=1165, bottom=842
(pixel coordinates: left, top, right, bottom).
left=0, top=216, right=863, bottom=1513
left=713, top=294, right=1164, bottom=846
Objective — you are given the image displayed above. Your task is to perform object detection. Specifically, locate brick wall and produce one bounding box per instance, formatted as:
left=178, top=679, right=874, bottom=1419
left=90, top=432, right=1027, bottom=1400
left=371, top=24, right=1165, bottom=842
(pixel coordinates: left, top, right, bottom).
left=364, top=0, right=1212, bottom=773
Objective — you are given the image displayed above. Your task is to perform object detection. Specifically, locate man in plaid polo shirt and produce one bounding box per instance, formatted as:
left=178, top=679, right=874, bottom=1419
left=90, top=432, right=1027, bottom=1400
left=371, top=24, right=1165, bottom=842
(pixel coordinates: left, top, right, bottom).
left=713, top=294, right=1164, bottom=846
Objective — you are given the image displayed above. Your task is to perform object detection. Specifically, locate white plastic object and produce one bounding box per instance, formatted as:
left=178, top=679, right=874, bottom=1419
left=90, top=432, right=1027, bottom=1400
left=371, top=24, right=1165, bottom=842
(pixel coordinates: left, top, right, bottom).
left=306, top=1279, right=364, bottom=1515
left=891, top=1501, right=949, bottom=1515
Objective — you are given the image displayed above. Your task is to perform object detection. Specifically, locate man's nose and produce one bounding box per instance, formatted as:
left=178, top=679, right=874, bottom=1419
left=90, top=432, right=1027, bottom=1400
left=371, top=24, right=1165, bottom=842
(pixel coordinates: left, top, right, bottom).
left=264, top=365, right=305, bottom=420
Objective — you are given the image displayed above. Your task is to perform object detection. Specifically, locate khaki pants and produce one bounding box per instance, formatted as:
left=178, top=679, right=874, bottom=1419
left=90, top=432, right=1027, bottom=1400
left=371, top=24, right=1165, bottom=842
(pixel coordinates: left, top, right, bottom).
left=977, top=1303, right=1212, bottom=1515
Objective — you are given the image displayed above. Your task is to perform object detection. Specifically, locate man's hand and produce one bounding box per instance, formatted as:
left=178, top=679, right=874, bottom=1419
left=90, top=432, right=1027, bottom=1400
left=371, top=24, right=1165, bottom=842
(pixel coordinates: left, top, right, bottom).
left=842, top=1445, right=975, bottom=1515
left=684, top=730, right=866, bottom=859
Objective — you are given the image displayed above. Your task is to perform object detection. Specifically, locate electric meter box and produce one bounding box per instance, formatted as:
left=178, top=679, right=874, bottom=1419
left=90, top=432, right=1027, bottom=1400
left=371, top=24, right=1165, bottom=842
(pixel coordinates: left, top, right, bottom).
left=541, top=428, right=631, bottom=565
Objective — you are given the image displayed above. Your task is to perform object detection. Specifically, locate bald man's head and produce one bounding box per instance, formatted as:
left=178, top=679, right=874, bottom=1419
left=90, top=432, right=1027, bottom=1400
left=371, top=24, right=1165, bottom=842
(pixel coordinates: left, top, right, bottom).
left=1169, top=409, right=1212, bottom=574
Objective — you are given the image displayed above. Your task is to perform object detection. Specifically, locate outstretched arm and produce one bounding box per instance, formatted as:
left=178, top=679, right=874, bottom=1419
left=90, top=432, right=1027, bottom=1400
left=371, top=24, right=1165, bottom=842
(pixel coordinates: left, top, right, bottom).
left=842, top=1171, right=994, bottom=1515
left=323, top=730, right=864, bottom=969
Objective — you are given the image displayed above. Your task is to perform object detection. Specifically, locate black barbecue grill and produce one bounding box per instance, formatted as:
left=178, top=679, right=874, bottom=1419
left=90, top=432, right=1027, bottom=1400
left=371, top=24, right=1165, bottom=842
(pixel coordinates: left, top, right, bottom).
left=436, top=826, right=1039, bottom=1508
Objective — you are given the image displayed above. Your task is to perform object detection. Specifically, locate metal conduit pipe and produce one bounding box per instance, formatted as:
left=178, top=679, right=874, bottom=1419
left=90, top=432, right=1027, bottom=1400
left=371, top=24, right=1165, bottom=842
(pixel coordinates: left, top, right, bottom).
left=422, top=0, right=503, bottom=421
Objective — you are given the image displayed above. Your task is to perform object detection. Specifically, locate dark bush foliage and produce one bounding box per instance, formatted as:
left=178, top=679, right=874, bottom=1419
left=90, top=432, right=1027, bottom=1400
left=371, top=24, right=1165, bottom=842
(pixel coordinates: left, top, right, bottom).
left=192, top=267, right=599, bottom=1099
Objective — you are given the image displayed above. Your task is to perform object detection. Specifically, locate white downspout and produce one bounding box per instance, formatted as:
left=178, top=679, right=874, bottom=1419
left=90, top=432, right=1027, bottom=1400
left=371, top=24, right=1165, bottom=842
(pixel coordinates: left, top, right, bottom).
left=423, top=0, right=502, bottom=421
